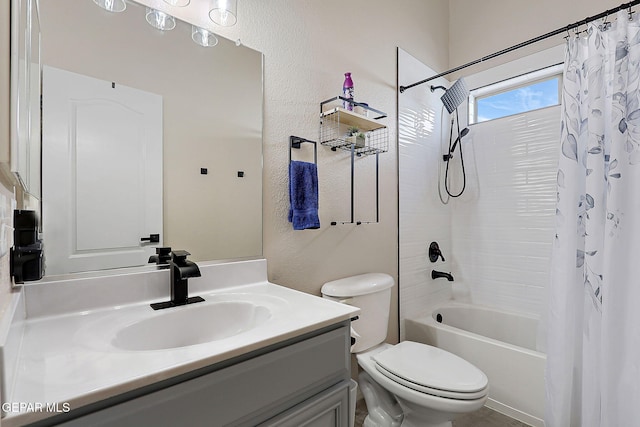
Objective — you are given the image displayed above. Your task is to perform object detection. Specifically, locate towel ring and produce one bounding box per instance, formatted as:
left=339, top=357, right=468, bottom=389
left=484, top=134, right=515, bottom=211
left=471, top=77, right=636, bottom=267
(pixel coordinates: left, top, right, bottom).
left=289, top=135, right=317, bottom=165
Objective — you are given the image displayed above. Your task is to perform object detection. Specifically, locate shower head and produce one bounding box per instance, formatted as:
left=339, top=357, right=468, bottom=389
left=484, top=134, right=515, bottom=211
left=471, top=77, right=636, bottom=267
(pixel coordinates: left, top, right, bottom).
left=440, top=78, right=469, bottom=114
left=450, top=127, right=469, bottom=152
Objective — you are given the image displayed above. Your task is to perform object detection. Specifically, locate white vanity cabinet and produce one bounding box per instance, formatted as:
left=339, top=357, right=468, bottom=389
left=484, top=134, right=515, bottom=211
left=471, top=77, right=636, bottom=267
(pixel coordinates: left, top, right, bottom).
left=44, top=323, right=351, bottom=427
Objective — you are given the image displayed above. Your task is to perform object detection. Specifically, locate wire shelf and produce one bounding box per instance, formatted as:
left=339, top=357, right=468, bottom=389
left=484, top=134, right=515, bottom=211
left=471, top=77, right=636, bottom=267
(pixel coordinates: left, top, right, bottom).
left=319, top=100, right=388, bottom=156
left=318, top=97, right=388, bottom=225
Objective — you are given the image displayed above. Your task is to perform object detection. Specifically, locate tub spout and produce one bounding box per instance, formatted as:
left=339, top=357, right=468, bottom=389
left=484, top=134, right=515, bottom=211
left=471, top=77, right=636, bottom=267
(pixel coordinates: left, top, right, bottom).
left=432, top=270, right=454, bottom=281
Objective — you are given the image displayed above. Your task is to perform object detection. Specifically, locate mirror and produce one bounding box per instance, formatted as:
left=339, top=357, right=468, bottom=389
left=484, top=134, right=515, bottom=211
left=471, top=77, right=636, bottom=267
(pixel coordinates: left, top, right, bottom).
left=31, top=0, right=263, bottom=275
left=10, top=0, right=41, bottom=198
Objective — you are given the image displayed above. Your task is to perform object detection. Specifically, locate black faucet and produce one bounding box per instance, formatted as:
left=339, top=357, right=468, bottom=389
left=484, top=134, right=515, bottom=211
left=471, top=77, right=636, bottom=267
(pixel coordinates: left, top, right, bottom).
left=150, top=250, right=204, bottom=310
left=148, top=246, right=172, bottom=266
left=432, top=270, right=454, bottom=281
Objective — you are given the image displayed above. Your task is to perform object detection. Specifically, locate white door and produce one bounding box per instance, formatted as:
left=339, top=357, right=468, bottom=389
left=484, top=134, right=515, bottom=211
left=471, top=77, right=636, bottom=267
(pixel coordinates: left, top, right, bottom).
left=42, top=66, right=163, bottom=275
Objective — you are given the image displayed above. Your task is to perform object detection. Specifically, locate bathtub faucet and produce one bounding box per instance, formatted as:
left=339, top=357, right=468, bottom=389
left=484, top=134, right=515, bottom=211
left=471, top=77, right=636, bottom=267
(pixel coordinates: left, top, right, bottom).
left=432, top=270, right=454, bottom=281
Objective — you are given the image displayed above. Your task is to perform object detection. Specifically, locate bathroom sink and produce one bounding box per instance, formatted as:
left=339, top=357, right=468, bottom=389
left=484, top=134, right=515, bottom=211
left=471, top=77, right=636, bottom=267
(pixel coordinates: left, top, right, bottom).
left=113, top=301, right=271, bottom=351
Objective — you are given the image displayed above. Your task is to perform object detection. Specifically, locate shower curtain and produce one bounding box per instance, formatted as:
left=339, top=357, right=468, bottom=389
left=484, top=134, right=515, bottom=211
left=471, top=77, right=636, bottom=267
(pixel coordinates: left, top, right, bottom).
left=546, top=10, right=640, bottom=427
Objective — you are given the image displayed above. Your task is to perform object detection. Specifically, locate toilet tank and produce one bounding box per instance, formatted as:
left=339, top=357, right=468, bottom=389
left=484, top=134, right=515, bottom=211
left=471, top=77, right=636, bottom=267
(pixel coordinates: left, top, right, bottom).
left=321, top=273, right=394, bottom=353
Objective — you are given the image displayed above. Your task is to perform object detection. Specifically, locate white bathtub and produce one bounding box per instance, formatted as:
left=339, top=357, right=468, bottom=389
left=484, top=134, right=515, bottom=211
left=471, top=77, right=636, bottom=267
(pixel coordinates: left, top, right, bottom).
left=405, top=303, right=546, bottom=427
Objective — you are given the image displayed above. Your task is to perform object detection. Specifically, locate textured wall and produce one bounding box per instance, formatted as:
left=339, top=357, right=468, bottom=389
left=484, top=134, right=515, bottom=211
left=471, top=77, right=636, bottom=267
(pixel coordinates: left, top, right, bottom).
left=249, top=0, right=448, bottom=343
left=448, top=0, right=624, bottom=75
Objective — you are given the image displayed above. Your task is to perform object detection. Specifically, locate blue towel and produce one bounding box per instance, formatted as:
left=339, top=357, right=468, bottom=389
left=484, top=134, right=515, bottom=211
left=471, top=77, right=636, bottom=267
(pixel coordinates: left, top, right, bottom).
left=288, top=161, right=320, bottom=230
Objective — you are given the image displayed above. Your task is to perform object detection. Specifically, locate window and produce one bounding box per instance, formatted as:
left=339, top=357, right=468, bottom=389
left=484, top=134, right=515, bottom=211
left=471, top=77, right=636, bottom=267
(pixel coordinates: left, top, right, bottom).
left=469, top=65, right=563, bottom=124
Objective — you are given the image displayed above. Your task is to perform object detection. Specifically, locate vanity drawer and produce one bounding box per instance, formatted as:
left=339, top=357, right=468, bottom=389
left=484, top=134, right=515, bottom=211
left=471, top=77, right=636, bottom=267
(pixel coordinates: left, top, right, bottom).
left=52, top=324, right=350, bottom=427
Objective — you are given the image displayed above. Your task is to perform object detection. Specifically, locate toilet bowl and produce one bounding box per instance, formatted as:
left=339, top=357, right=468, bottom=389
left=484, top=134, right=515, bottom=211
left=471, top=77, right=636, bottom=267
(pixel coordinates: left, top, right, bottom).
left=357, top=342, right=488, bottom=427
left=322, top=273, right=489, bottom=427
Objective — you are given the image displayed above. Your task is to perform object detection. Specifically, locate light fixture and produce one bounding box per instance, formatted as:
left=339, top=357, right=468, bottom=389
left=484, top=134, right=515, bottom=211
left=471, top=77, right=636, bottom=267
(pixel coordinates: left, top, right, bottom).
left=92, top=1, right=221, bottom=48
left=93, top=0, right=126, bottom=13
left=209, top=0, right=237, bottom=27
left=192, top=26, right=219, bottom=47
left=145, top=8, right=176, bottom=31
left=163, top=0, right=190, bottom=6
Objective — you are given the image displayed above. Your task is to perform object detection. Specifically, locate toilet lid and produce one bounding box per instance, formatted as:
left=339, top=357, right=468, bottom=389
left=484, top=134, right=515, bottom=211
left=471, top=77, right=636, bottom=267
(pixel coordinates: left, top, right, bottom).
left=372, top=341, right=488, bottom=398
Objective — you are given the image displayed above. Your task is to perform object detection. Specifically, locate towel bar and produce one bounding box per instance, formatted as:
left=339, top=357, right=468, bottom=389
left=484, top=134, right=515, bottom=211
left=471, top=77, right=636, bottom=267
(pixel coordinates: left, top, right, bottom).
left=289, top=135, right=317, bottom=165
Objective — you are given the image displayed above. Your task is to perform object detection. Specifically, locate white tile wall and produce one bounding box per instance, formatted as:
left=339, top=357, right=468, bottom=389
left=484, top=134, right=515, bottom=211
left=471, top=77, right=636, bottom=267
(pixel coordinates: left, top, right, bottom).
left=398, top=49, right=454, bottom=339
left=451, top=107, right=559, bottom=317
left=398, top=48, right=560, bottom=338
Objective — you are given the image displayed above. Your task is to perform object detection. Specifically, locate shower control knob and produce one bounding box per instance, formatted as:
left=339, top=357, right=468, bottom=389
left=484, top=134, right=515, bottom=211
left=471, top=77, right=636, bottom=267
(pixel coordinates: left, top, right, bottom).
left=428, top=242, right=445, bottom=263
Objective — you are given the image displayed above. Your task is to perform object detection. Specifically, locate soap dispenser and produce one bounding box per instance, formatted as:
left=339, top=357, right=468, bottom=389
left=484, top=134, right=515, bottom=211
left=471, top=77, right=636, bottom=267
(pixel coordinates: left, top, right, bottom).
left=10, top=210, right=44, bottom=283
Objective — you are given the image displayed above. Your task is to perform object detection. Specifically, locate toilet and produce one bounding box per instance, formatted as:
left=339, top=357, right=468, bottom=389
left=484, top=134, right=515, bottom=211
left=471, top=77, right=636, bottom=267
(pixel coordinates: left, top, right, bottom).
left=322, top=273, right=488, bottom=427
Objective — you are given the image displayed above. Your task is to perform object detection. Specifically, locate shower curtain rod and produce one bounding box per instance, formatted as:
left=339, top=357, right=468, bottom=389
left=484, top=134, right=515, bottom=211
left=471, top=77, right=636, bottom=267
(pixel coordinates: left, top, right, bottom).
left=399, top=0, right=640, bottom=93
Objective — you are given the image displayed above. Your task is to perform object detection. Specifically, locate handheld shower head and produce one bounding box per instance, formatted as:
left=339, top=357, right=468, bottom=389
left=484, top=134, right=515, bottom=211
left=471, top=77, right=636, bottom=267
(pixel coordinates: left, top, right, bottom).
left=450, top=127, right=469, bottom=152
left=443, top=127, right=469, bottom=161
left=440, top=78, right=469, bottom=114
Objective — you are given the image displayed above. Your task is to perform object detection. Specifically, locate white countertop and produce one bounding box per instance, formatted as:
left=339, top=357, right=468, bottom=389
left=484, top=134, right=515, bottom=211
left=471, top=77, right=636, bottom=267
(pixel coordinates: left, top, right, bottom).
left=0, top=259, right=358, bottom=426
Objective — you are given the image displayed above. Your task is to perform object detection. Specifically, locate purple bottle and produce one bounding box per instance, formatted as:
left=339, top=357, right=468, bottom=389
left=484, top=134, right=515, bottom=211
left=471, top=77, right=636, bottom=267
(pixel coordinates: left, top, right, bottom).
left=343, top=72, right=354, bottom=111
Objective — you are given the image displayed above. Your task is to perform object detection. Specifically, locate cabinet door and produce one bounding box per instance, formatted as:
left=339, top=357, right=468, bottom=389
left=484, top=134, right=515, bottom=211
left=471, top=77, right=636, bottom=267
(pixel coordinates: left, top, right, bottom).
left=260, top=382, right=349, bottom=427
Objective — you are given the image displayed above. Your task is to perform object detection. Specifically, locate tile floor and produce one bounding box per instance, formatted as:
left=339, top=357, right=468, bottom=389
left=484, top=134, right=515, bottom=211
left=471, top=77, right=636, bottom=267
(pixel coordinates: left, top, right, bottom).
left=355, top=399, right=530, bottom=427
left=453, top=407, right=530, bottom=427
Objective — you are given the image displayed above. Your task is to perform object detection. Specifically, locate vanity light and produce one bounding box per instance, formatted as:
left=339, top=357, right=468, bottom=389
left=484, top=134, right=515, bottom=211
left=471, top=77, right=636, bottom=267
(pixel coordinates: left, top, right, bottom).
left=192, top=26, right=219, bottom=47
left=93, top=0, right=126, bottom=13
left=209, top=0, right=237, bottom=27
left=163, top=0, right=191, bottom=6
left=145, top=8, right=176, bottom=31
left=92, top=1, right=222, bottom=45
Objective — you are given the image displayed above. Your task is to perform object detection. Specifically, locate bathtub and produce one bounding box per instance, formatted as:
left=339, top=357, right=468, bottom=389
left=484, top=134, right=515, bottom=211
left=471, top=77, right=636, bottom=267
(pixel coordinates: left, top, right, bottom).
left=405, top=303, right=546, bottom=427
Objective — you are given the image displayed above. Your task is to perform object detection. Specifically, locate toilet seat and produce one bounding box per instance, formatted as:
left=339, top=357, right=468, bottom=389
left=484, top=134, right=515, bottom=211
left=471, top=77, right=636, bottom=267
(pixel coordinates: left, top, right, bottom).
left=372, top=341, right=488, bottom=400
left=357, top=343, right=488, bottom=415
